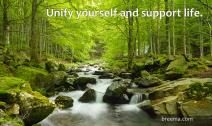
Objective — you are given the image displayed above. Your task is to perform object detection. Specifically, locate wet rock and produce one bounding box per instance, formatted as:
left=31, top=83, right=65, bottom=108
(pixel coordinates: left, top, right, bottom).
left=103, top=80, right=131, bottom=104
left=180, top=100, right=212, bottom=117
left=55, top=96, right=74, bottom=109
left=152, top=96, right=179, bottom=116
left=93, top=71, right=106, bottom=75
left=133, top=76, right=162, bottom=88
left=119, top=72, right=132, bottom=79
left=138, top=100, right=157, bottom=117
left=45, top=71, right=69, bottom=95
left=148, top=78, right=212, bottom=100
left=73, top=77, right=97, bottom=90
left=99, top=73, right=114, bottom=79
left=45, top=61, right=57, bottom=73
left=79, top=89, right=96, bottom=103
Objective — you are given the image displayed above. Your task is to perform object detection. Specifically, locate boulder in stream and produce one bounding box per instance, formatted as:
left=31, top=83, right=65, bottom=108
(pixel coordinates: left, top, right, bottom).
left=99, top=72, right=115, bottom=79
left=73, top=77, right=97, bottom=90
left=103, top=80, right=131, bottom=104
left=79, top=89, right=96, bottom=103
left=55, top=96, right=74, bottom=109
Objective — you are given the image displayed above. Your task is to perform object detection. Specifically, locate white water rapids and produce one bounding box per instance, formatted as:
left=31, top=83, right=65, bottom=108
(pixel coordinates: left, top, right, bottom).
left=39, top=66, right=160, bottom=126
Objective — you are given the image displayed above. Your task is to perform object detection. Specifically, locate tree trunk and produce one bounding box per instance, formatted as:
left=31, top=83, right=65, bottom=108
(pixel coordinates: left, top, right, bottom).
left=127, top=0, right=134, bottom=69
left=183, top=0, right=187, bottom=55
left=136, top=17, right=141, bottom=56
left=157, top=0, right=161, bottom=54
left=199, top=18, right=204, bottom=57
left=30, top=0, right=39, bottom=63
left=172, top=0, right=176, bottom=55
left=165, top=0, right=171, bottom=55
left=2, top=0, right=10, bottom=47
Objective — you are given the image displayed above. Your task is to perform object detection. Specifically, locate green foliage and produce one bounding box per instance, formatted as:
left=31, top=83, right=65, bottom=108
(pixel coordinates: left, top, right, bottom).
left=186, top=82, right=210, bottom=100
left=0, top=63, right=12, bottom=77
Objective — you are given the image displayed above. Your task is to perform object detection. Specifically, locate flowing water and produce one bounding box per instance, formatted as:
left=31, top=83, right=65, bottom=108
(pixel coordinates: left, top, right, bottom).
left=40, top=66, right=211, bottom=126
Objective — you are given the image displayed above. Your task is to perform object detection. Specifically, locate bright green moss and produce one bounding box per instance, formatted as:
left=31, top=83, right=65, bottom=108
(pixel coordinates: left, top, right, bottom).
left=0, top=117, right=24, bottom=126
left=0, top=77, right=32, bottom=93
left=15, top=66, right=48, bottom=81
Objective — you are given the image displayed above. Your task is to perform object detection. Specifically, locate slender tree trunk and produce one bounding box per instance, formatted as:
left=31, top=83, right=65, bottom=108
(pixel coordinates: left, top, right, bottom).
left=165, top=0, right=171, bottom=55
left=157, top=0, right=161, bottom=54
left=2, top=0, right=10, bottom=47
left=172, top=0, right=176, bottom=55
left=149, top=1, right=153, bottom=54
left=136, top=0, right=141, bottom=56
left=183, top=0, right=187, bottom=55
left=127, top=0, right=134, bottom=69
left=199, top=18, right=204, bottom=57
left=136, top=17, right=141, bottom=56
left=30, top=0, right=39, bottom=63
left=210, top=24, right=212, bottom=56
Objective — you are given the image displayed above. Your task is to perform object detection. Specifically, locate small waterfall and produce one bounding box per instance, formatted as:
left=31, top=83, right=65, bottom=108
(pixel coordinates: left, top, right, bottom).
left=130, top=94, right=147, bottom=104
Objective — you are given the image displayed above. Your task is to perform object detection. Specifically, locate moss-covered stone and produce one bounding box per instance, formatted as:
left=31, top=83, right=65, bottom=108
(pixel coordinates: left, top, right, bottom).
left=186, top=82, right=211, bottom=100
left=15, top=66, right=48, bottom=89
left=165, top=56, right=188, bottom=80
left=0, top=77, right=55, bottom=126
left=0, top=116, right=24, bottom=126
left=18, top=91, right=55, bottom=126
left=0, top=77, right=32, bottom=103
left=55, top=96, right=73, bottom=109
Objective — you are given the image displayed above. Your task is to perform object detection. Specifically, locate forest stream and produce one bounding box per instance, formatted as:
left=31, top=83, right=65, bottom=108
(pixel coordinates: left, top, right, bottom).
left=39, top=65, right=211, bottom=126
left=40, top=66, right=155, bottom=126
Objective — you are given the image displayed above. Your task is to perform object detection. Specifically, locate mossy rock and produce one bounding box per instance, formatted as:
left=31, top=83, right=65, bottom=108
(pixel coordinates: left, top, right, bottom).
left=0, top=77, right=32, bottom=103
left=0, top=116, right=24, bottom=126
left=186, top=82, right=210, bottom=100
left=0, top=77, right=55, bottom=125
left=15, top=66, right=49, bottom=88
left=18, top=91, right=55, bottom=126
left=55, top=95, right=73, bottom=109
left=165, top=56, right=188, bottom=80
